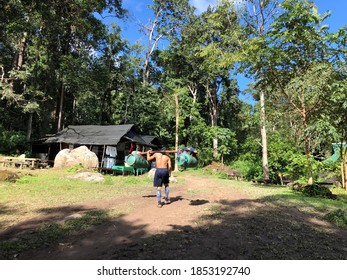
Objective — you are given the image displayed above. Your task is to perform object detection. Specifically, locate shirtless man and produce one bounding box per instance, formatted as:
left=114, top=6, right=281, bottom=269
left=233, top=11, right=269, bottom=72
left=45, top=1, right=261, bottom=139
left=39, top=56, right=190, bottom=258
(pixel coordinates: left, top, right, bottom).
left=147, top=149, right=172, bottom=208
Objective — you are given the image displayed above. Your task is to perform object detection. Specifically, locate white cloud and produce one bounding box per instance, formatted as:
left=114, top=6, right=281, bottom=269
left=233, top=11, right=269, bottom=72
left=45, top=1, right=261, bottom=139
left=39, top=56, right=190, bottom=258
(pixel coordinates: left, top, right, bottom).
left=190, top=0, right=217, bottom=13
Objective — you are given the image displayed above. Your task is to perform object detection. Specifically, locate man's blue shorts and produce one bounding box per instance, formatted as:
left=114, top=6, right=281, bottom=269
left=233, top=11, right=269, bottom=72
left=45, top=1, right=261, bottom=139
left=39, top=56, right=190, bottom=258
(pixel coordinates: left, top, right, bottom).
left=154, top=168, right=169, bottom=187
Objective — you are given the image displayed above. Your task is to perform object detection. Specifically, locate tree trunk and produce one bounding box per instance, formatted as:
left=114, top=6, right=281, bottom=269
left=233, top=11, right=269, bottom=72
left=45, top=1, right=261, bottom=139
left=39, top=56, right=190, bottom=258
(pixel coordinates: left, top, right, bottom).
left=143, top=52, right=150, bottom=84
left=57, top=78, right=64, bottom=132
left=340, top=160, right=345, bottom=189
left=188, top=84, right=197, bottom=122
left=99, top=89, right=108, bottom=125
left=302, top=106, right=313, bottom=179
left=339, top=144, right=345, bottom=189
left=141, top=9, right=162, bottom=84
left=123, top=92, right=130, bottom=124
left=213, top=138, right=218, bottom=159
left=260, top=91, right=269, bottom=181
left=207, top=84, right=219, bottom=159
left=16, top=33, right=27, bottom=69
left=174, top=94, right=179, bottom=172
left=72, top=98, right=76, bottom=125
left=26, top=113, right=33, bottom=142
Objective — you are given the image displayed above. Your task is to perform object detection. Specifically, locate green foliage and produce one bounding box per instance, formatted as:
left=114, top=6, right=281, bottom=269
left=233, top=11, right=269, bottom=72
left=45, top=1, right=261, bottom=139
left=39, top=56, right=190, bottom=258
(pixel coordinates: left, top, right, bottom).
left=324, top=209, right=347, bottom=226
left=0, top=0, right=127, bottom=138
left=266, top=132, right=300, bottom=180
left=0, top=126, right=26, bottom=153
left=301, top=184, right=336, bottom=199
left=231, top=134, right=262, bottom=180
left=214, top=127, right=237, bottom=160
left=67, top=164, right=85, bottom=173
left=268, top=135, right=330, bottom=183
left=1, top=0, right=347, bottom=178
left=231, top=158, right=262, bottom=180
left=234, top=129, right=333, bottom=183
left=320, top=159, right=341, bottom=182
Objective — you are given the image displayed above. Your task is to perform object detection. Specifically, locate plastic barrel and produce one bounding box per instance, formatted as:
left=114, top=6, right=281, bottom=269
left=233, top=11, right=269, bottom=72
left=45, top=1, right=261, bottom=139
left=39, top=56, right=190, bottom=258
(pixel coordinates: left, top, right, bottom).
left=176, top=152, right=197, bottom=168
left=126, top=154, right=149, bottom=169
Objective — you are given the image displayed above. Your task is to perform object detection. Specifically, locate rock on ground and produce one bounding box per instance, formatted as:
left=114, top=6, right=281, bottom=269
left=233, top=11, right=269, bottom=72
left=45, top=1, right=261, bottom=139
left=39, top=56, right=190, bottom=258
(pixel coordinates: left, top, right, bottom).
left=67, top=172, right=105, bottom=183
left=54, top=146, right=99, bottom=169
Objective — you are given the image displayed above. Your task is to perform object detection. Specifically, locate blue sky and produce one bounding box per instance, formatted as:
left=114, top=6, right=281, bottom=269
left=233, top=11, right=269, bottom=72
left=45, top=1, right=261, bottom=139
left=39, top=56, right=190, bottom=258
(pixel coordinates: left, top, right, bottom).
left=119, top=0, right=347, bottom=40
left=114, top=0, right=347, bottom=104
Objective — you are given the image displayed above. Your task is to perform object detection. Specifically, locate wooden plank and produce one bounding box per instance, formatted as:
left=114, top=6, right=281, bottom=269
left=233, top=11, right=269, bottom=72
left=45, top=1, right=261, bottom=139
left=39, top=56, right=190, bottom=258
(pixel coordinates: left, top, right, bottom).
left=139, top=150, right=198, bottom=155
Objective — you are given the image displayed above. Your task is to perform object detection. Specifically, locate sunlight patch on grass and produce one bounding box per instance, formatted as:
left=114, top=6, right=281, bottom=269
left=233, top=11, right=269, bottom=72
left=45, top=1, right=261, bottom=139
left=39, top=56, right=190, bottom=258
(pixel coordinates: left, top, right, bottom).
left=0, top=169, right=151, bottom=229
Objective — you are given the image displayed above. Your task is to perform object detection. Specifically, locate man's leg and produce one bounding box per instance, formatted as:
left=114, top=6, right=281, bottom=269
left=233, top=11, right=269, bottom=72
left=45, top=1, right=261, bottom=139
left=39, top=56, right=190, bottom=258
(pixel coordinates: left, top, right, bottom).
left=164, top=185, right=170, bottom=204
left=156, top=186, right=162, bottom=207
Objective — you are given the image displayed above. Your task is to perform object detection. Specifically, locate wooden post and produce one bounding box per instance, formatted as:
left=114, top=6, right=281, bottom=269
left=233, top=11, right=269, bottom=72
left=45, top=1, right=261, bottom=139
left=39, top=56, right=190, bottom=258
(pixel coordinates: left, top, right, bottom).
left=174, top=93, right=179, bottom=172
left=47, top=145, right=51, bottom=160
left=101, top=145, right=106, bottom=169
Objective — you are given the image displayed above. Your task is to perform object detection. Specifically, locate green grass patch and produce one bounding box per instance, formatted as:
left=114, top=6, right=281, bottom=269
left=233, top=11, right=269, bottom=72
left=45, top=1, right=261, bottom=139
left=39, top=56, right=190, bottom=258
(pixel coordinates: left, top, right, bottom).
left=0, top=210, right=110, bottom=259
left=0, top=169, right=152, bottom=229
left=324, top=209, right=347, bottom=226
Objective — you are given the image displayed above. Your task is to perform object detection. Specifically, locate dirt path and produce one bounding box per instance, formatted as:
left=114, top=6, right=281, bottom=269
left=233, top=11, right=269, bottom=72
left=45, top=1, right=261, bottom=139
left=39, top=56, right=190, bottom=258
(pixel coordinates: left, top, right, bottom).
left=17, top=175, right=241, bottom=259
left=7, top=174, right=347, bottom=259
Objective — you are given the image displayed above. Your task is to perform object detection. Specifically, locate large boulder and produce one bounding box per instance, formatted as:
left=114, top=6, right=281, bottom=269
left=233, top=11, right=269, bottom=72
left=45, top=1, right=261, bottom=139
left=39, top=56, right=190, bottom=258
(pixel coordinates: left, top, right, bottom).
left=147, top=168, right=156, bottom=179
left=54, top=145, right=99, bottom=169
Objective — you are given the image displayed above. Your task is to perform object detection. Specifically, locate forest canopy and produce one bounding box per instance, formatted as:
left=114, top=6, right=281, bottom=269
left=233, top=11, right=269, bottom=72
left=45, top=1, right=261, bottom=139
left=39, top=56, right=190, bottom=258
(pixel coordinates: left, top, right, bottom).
left=1, top=0, right=347, bottom=186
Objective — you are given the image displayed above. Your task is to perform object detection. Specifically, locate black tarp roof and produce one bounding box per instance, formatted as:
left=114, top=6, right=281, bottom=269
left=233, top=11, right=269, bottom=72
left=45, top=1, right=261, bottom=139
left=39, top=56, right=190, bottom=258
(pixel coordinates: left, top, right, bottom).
left=140, top=135, right=162, bottom=147
left=44, top=124, right=150, bottom=146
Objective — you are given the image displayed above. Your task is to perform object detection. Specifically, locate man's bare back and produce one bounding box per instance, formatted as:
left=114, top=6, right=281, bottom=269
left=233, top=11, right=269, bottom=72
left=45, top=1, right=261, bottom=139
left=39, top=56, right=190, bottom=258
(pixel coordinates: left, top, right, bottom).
left=147, top=151, right=171, bottom=172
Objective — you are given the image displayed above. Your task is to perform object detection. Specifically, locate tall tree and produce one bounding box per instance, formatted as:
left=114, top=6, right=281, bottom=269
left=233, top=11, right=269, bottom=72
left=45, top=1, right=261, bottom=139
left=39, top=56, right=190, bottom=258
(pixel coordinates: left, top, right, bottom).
left=266, top=0, right=331, bottom=156
left=323, top=27, right=347, bottom=189
left=239, top=0, right=284, bottom=181
left=141, top=0, right=194, bottom=84
left=0, top=0, right=126, bottom=138
left=188, top=1, right=243, bottom=159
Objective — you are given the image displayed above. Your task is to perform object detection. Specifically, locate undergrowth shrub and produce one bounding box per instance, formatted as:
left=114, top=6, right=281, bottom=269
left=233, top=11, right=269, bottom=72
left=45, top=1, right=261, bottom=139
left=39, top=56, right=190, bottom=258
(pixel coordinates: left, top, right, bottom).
left=324, top=209, right=347, bottom=226
left=231, top=158, right=262, bottom=180
left=0, top=127, right=26, bottom=154
left=300, top=184, right=336, bottom=199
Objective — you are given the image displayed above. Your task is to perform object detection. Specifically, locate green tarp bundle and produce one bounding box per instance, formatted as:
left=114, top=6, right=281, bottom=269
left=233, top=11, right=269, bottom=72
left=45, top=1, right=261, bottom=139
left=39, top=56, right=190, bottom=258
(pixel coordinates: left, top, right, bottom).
left=176, top=152, right=197, bottom=168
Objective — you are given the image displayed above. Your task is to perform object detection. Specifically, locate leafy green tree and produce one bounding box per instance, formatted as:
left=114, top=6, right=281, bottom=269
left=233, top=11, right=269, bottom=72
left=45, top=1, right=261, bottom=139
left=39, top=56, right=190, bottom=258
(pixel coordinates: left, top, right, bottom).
left=238, top=0, right=285, bottom=181
left=0, top=0, right=126, bottom=142
left=152, top=1, right=246, bottom=164
left=184, top=1, right=243, bottom=159
left=141, top=0, right=194, bottom=84
left=320, top=27, right=347, bottom=189
left=242, top=0, right=333, bottom=181
left=265, top=0, right=331, bottom=156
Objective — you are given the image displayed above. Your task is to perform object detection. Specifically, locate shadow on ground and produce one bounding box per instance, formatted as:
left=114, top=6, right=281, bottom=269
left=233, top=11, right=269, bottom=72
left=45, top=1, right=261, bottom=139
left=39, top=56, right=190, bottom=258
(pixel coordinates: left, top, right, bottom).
left=104, top=196, right=347, bottom=260
left=0, top=195, right=346, bottom=260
